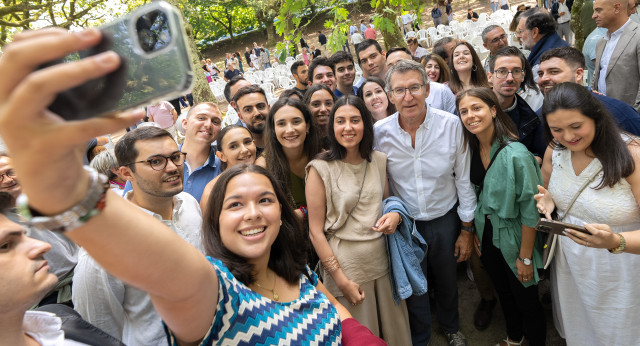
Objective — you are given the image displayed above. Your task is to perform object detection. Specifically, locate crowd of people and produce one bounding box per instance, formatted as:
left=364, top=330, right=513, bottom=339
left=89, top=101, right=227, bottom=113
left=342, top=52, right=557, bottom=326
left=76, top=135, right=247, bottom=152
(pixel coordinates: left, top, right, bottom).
left=2, top=1, right=640, bottom=346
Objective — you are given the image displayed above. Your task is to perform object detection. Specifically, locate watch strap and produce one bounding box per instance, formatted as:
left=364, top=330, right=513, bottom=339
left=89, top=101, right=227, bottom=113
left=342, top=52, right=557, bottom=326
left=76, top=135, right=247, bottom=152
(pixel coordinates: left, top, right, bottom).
left=608, top=233, right=626, bottom=254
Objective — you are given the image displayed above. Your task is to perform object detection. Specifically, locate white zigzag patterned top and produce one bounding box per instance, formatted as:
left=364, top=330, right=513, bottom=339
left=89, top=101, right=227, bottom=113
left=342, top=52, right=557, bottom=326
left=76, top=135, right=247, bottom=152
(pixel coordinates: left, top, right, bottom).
left=167, top=257, right=342, bottom=345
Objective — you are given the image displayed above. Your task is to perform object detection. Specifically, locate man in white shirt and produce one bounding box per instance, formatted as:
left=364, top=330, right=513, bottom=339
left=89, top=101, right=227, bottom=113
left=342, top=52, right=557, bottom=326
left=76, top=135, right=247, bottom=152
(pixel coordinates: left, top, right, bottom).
left=552, top=0, right=573, bottom=45
left=401, top=12, right=414, bottom=33
left=374, top=60, right=475, bottom=346
left=73, top=127, right=204, bottom=346
left=385, top=48, right=458, bottom=114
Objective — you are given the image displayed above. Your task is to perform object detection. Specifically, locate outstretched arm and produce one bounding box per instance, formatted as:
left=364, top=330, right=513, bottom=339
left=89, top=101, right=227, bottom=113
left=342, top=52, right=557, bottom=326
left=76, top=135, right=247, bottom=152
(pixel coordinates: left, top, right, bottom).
left=0, top=28, right=217, bottom=344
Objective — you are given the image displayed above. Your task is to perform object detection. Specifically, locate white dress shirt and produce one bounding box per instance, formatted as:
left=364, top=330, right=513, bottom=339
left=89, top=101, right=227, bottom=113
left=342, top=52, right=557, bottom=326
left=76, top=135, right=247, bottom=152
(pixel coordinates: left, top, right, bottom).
left=373, top=103, right=476, bottom=222
left=72, top=192, right=204, bottom=346
left=598, top=19, right=632, bottom=95
left=413, top=46, right=430, bottom=59
left=426, top=81, right=457, bottom=114
left=557, top=2, right=571, bottom=23
left=23, top=311, right=87, bottom=346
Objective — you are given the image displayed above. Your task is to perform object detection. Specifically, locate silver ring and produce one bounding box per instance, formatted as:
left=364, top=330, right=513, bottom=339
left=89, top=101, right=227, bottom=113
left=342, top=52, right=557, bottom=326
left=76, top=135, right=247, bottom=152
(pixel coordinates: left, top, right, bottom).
left=586, top=242, right=590, bottom=247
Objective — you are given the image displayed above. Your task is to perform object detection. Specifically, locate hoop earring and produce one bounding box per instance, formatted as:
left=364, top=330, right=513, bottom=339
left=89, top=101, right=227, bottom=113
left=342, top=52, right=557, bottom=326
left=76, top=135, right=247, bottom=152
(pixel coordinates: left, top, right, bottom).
left=472, top=65, right=478, bottom=72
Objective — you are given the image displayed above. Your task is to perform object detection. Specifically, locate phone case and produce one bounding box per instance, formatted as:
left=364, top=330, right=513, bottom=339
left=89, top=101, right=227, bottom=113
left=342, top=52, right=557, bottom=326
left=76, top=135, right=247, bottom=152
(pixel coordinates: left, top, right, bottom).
left=535, top=218, right=589, bottom=236
left=46, top=1, right=193, bottom=120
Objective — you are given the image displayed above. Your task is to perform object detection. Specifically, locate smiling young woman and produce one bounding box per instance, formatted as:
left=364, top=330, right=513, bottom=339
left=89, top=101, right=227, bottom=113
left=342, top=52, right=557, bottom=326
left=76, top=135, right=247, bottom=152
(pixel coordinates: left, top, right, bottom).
left=457, top=88, right=546, bottom=346
left=357, top=77, right=396, bottom=122
left=448, top=41, right=490, bottom=95
left=200, top=125, right=257, bottom=212
left=535, top=83, right=640, bottom=345
left=306, top=95, right=412, bottom=345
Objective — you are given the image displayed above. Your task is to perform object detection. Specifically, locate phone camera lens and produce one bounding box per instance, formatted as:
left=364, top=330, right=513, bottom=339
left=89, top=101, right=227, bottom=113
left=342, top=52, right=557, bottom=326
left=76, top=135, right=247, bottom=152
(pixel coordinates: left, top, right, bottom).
left=136, top=10, right=171, bottom=53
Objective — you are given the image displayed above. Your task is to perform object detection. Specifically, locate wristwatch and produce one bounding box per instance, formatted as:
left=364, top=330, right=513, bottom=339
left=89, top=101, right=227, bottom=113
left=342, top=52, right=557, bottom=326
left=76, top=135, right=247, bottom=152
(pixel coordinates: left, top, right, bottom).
left=608, top=233, right=626, bottom=254
left=518, top=257, right=532, bottom=266
left=461, top=224, right=476, bottom=234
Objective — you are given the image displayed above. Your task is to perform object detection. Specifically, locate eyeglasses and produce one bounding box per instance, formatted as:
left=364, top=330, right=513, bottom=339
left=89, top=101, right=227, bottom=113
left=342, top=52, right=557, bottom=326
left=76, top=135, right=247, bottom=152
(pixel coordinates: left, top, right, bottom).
left=126, top=152, right=187, bottom=171
left=493, top=68, right=524, bottom=79
left=0, top=169, right=16, bottom=183
left=391, top=84, right=425, bottom=98
left=490, top=34, right=508, bottom=44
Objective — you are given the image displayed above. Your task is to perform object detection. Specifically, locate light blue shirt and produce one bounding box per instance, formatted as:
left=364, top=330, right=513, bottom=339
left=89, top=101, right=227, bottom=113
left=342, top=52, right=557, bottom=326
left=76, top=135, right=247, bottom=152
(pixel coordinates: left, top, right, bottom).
left=598, top=19, right=632, bottom=95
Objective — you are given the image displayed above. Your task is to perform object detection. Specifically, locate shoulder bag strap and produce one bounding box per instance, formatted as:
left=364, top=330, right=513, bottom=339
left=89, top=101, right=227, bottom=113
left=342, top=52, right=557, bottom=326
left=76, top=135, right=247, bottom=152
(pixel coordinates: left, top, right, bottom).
left=478, top=140, right=513, bottom=196
left=560, top=165, right=603, bottom=220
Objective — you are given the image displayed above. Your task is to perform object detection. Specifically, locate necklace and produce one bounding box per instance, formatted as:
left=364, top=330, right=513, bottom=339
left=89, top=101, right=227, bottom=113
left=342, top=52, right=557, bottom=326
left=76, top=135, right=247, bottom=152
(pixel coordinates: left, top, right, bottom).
left=254, top=272, right=279, bottom=301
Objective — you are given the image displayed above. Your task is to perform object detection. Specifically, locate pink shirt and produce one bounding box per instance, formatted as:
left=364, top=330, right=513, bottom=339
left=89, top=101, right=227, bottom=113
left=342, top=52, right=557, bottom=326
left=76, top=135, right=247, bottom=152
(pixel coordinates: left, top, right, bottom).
left=364, top=27, right=376, bottom=40
left=147, top=101, right=175, bottom=129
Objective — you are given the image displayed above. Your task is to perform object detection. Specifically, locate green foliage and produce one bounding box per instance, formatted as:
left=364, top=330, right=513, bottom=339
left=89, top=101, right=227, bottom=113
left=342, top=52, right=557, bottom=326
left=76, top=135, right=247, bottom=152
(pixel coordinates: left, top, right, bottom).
left=0, top=0, right=111, bottom=46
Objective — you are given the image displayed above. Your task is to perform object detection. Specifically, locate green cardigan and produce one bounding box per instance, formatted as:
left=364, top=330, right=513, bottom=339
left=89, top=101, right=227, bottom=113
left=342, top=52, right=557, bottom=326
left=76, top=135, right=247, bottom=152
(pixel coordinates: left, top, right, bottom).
left=474, top=140, right=545, bottom=287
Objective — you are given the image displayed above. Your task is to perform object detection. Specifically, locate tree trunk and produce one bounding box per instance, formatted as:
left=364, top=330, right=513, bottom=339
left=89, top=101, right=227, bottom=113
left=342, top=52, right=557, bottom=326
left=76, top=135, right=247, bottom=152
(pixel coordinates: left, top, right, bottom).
left=265, top=20, right=277, bottom=46
left=376, top=2, right=407, bottom=50
left=165, top=0, right=214, bottom=103
left=571, top=0, right=585, bottom=50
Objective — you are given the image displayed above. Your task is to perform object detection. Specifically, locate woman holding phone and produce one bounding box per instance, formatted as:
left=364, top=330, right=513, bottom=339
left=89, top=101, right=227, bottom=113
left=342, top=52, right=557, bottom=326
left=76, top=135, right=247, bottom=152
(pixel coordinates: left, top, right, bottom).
left=535, top=83, right=640, bottom=344
left=457, top=88, right=546, bottom=346
left=0, top=27, right=389, bottom=346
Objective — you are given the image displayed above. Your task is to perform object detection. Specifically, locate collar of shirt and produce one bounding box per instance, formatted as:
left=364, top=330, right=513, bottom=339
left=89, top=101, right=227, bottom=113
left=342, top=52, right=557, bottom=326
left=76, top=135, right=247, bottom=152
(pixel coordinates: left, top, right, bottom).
left=124, top=191, right=183, bottom=221
left=180, top=143, right=218, bottom=176
left=23, top=311, right=67, bottom=346
left=504, top=94, right=518, bottom=112
left=606, top=18, right=631, bottom=40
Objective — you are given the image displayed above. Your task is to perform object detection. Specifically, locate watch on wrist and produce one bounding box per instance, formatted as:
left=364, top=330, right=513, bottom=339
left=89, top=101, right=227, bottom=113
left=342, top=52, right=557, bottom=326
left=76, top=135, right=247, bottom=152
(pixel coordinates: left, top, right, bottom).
left=461, top=224, right=476, bottom=233
left=17, top=167, right=108, bottom=233
left=518, top=256, right=532, bottom=266
left=608, top=233, right=626, bottom=254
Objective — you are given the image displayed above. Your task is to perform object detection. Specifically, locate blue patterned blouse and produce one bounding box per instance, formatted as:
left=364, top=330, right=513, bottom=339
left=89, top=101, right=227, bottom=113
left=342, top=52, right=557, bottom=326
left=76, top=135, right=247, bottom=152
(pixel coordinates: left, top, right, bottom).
left=167, top=257, right=342, bottom=345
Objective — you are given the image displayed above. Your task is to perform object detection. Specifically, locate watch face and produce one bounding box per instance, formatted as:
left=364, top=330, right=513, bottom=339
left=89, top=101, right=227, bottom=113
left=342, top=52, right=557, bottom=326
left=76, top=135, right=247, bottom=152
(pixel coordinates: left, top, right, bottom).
left=523, top=258, right=531, bottom=265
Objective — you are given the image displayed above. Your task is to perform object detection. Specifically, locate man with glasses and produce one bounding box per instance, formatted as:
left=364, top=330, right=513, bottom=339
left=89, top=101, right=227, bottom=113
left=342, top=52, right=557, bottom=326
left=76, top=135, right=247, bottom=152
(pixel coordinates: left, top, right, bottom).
left=481, top=25, right=509, bottom=73
left=385, top=47, right=457, bottom=114
left=488, top=46, right=546, bottom=161
left=516, top=8, right=568, bottom=82
left=233, top=85, right=270, bottom=153
left=73, top=126, right=204, bottom=346
left=373, top=60, right=476, bottom=346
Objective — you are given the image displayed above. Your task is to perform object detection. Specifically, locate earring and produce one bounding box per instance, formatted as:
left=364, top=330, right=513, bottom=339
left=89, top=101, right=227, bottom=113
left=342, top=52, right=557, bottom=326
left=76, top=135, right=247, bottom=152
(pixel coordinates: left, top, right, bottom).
left=492, top=112, right=496, bottom=119
left=280, top=220, right=283, bottom=226
left=472, top=65, right=478, bottom=72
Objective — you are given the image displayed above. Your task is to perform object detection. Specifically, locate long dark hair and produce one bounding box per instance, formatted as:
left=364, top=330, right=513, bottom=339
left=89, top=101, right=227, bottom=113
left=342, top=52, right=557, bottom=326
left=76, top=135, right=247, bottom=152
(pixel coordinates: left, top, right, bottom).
left=202, top=164, right=307, bottom=285
left=216, top=125, right=254, bottom=171
left=456, top=88, right=518, bottom=153
left=448, top=41, right=490, bottom=94
left=420, top=53, right=450, bottom=84
left=541, top=83, right=635, bottom=189
left=264, top=98, right=322, bottom=193
left=356, top=77, right=397, bottom=117
left=319, top=95, right=375, bottom=162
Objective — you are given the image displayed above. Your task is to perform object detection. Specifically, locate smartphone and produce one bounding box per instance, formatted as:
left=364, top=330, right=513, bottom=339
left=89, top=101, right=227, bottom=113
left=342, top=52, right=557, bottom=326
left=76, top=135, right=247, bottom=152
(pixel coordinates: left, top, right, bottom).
left=41, top=1, right=194, bottom=120
left=535, top=218, right=590, bottom=236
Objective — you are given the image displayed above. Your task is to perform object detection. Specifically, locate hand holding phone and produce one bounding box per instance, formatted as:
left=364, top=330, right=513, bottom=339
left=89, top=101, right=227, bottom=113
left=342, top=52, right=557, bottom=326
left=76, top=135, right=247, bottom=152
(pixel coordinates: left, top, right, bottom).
left=535, top=218, right=590, bottom=236
left=41, top=1, right=193, bottom=120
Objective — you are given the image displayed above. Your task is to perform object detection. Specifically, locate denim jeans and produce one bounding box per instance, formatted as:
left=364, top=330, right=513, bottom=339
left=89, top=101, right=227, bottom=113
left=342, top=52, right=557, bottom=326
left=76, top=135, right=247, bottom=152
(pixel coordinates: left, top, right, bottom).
left=491, top=2, right=499, bottom=12
left=406, top=207, right=461, bottom=345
